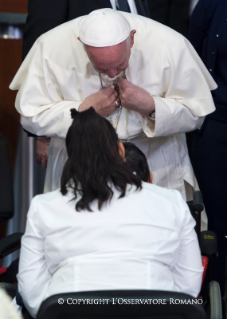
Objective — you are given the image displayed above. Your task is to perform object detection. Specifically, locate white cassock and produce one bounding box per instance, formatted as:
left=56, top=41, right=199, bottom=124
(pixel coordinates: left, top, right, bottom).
left=10, top=11, right=216, bottom=200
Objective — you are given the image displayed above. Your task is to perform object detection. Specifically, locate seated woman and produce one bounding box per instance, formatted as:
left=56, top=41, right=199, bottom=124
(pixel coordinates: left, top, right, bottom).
left=18, top=108, right=203, bottom=318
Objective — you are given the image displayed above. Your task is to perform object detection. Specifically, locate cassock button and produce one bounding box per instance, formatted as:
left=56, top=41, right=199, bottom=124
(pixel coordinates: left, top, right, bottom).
left=216, top=34, right=219, bottom=37
left=212, top=52, right=215, bottom=55
left=210, top=69, right=212, bottom=72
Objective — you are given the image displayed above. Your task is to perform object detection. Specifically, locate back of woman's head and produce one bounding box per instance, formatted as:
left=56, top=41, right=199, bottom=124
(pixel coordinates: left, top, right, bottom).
left=61, top=107, right=141, bottom=211
left=123, top=142, right=150, bottom=182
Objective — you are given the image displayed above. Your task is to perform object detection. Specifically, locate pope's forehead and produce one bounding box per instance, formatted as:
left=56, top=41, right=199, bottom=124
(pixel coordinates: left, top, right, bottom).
left=88, top=50, right=126, bottom=69
left=84, top=42, right=127, bottom=65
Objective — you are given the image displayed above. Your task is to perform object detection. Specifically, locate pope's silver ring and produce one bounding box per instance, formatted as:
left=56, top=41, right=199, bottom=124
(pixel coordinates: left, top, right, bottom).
left=115, top=100, right=121, bottom=108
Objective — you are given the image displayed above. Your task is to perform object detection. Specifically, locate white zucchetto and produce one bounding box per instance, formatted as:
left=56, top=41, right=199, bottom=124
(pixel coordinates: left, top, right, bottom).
left=78, top=9, right=131, bottom=47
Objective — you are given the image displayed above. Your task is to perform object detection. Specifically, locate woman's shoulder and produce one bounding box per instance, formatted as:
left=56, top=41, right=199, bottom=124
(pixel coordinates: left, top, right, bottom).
left=141, top=182, right=181, bottom=201
left=32, top=188, right=65, bottom=202
left=140, top=183, right=194, bottom=226
left=29, top=188, right=75, bottom=215
left=123, top=183, right=192, bottom=230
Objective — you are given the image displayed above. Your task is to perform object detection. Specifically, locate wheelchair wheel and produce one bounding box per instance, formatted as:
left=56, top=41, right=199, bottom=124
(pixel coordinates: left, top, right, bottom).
left=0, top=282, right=17, bottom=299
left=208, top=281, right=222, bottom=319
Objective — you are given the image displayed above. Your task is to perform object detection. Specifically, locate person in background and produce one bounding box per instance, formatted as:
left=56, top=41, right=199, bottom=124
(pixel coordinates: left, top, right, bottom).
left=147, top=0, right=199, bottom=37
left=18, top=108, right=203, bottom=318
left=123, top=142, right=152, bottom=183
left=188, top=0, right=227, bottom=296
left=190, top=0, right=199, bottom=14
left=147, top=0, right=199, bottom=158
left=147, top=0, right=190, bottom=37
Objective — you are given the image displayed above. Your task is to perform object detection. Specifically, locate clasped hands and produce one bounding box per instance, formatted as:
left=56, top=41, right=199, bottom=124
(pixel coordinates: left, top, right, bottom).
left=79, top=78, right=155, bottom=117
left=36, top=80, right=155, bottom=166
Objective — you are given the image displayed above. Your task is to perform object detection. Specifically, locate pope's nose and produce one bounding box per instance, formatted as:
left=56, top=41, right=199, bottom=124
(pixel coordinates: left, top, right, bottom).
left=106, top=69, right=120, bottom=78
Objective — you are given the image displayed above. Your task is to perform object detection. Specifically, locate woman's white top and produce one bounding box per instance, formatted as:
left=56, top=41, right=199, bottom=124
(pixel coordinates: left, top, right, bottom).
left=18, top=182, right=203, bottom=318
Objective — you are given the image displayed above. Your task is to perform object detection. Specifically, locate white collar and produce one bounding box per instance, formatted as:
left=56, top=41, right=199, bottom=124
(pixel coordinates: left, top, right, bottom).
left=110, top=0, right=138, bottom=15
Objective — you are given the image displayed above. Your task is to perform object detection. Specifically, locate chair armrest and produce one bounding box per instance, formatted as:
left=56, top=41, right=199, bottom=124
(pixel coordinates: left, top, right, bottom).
left=0, top=232, right=23, bottom=258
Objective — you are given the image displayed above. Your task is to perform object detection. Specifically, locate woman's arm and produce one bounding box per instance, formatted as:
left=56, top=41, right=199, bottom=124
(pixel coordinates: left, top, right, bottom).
left=172, top=192, right=203, bottom=297
left=17, top=196, right=51, bottom=318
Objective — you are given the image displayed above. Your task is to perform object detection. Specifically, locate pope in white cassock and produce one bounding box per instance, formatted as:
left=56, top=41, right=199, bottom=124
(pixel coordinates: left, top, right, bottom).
left=10, top=9, right=216, bottom=199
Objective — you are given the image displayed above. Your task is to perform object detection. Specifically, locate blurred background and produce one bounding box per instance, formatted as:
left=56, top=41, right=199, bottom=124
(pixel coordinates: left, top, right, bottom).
left=0, top=0, right=27, bottom=248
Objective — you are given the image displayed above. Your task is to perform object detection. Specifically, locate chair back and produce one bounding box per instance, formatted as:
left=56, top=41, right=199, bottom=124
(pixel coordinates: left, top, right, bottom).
left=37, top=290, right=206, bottom=319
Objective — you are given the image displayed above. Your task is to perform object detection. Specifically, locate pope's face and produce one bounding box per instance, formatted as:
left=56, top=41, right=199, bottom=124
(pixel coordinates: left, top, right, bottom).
left=85, top=30, right=136, bottom=79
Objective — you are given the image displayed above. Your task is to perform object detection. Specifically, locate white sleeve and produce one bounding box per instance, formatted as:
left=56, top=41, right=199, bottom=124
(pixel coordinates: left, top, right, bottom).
left=17, top=197, right=51, bottom=318
left=10, top=38, right=80, bottom=139
left=142, top=37, right=216, bottom=138
left=172, top=192, right=203, bottom=298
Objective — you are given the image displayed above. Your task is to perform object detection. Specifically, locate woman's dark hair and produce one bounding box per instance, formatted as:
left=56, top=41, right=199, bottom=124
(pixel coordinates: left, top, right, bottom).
left=123, top=142, right=150, bottom=182
left=61, top=107, right=141, bottom=211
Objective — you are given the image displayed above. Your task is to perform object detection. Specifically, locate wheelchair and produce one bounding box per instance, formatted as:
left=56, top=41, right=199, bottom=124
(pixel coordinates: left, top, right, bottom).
left=0, top=133, right=223, bottom=319
left=187, top=192, right=223, bottom=319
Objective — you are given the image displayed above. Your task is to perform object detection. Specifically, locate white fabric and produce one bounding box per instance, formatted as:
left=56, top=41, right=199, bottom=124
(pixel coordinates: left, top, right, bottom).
left=110, top=0, right=117, bottom=9
left=78, top=9, right=131, bottom=47
left=190, top=0, right=199, bottom=14
left=125, top=0, right=138, bottom=14
left=18, top=183, right=203, bottom=318
left=0, top=290, right=22, bottom=319
left=10, top=11, right=217, bottom=199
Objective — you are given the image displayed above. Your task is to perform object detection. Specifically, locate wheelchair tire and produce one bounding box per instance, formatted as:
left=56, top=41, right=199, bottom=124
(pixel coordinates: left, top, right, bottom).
left=0, top=282, right=17, bottom=299
left=209, top=281, right=222, bottom=319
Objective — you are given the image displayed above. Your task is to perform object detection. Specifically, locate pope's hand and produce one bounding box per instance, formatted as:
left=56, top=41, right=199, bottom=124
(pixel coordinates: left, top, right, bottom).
left=79, top=86, right=116, bottom=117
left=118, top=78, right=155, bottom=116
left=35, top=137, right=50, bottom=168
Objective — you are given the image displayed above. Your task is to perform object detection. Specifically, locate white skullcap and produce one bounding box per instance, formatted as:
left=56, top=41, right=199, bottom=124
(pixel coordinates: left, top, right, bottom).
left=79, top=9, right=131, bottom=47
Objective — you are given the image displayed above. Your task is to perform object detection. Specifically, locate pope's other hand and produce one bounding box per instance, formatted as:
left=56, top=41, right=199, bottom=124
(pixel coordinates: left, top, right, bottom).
left=79, top=86, right=116, bottom=117
left=35, top=137, right=50, bottom=168
left=118, top=78, right=155, bottom=116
